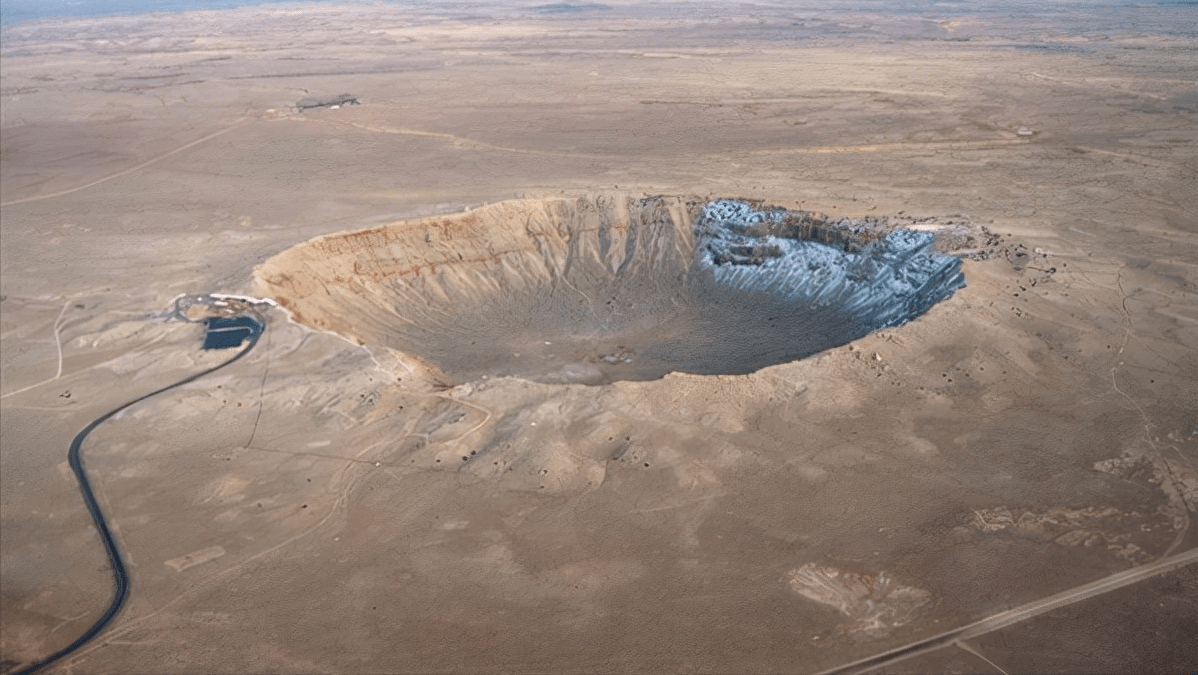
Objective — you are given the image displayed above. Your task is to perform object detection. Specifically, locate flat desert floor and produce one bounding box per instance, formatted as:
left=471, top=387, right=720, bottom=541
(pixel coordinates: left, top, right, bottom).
left=1, top=2, right=1196, bottom=673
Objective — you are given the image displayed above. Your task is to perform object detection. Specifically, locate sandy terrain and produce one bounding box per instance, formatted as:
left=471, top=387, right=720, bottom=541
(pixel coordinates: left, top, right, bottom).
left=2, top=2, right=1196, bottom=673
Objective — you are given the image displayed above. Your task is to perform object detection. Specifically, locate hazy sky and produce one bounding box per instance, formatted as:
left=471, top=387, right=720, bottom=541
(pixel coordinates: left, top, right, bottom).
left=0, top=0, right=361, bottom=25
left=2, top=0, right=1195, bottom=38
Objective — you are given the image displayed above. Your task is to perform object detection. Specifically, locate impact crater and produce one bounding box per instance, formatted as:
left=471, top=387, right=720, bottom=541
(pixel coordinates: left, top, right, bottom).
left=255, top=195, right=966, bottom=384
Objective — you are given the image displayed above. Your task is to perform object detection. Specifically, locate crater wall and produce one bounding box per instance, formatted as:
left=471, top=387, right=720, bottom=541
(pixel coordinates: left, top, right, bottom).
left=255, top=195, right=965, bottom=384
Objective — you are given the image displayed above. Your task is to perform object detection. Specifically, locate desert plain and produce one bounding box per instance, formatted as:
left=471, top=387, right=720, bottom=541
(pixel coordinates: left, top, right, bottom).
left=1, top=1, right=1196, bottom=673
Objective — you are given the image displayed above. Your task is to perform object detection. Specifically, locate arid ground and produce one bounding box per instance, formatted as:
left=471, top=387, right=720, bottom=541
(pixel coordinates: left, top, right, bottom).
left=2, top=2, right=1196, bottom=673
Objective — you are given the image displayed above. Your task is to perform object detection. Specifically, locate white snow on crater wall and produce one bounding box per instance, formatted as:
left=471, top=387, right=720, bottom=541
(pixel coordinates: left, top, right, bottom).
left=696, top=200, right=966, bottom=331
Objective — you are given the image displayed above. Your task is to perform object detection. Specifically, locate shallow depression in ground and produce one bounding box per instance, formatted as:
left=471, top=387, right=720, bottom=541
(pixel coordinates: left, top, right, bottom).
left=256, top=195, right=966, bottom=384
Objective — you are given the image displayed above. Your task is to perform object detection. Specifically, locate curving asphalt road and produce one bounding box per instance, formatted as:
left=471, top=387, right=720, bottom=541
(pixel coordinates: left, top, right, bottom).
left=15, top=314, right=263, bottom=675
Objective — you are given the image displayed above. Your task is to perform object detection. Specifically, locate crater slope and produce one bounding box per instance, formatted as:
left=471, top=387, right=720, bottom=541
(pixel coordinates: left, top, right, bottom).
left=255, top=195, right=965, bottom=384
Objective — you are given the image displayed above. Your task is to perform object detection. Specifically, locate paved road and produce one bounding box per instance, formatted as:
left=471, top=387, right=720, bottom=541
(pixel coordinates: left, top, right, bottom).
left=15, top=314, right=264, bottom=675
left=819, top=545, right=1198, bottom=675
